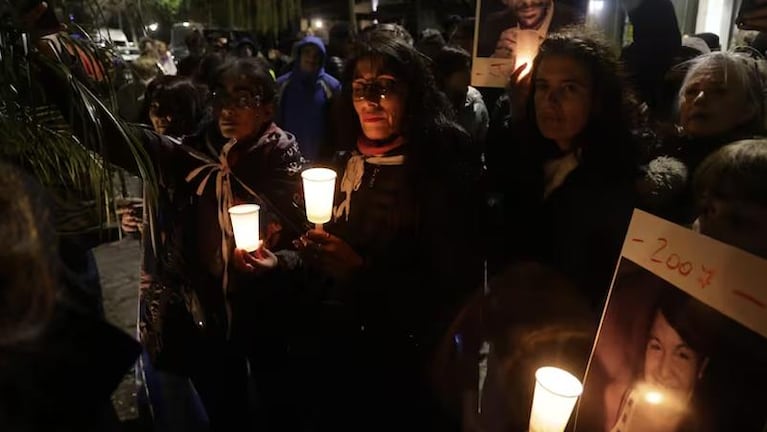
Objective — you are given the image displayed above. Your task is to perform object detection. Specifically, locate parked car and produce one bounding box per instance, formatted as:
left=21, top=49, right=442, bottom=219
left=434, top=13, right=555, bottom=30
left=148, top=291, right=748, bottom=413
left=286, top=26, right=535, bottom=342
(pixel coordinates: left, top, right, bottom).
left=94, top=28, right=140, bottom=62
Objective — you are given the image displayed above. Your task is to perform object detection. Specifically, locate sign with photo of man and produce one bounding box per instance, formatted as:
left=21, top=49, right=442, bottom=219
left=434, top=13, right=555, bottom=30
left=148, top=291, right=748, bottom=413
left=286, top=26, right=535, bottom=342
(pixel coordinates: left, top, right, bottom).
left=472, top=0, right=584, bottom=87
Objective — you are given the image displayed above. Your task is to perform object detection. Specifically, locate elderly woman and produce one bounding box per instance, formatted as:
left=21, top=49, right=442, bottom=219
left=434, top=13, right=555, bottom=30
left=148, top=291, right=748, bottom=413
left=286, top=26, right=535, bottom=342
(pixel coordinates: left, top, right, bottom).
left=673, top=52, right=766, bottom=172
left=489, top=27, right=640, bottom=308
left=642, top=52, right=766, bottom=223
left=252, top=29, right=483, bottom=430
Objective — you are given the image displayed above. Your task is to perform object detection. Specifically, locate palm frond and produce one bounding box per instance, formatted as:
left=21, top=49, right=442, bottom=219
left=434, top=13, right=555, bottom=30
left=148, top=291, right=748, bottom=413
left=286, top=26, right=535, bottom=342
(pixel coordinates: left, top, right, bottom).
left=0, top=23, right=158, bottom=237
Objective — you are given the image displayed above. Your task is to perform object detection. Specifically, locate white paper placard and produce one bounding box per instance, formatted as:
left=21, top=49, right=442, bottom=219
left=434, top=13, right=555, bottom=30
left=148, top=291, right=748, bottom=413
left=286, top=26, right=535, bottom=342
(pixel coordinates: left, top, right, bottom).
left=576, top=209, right=767, bottom=432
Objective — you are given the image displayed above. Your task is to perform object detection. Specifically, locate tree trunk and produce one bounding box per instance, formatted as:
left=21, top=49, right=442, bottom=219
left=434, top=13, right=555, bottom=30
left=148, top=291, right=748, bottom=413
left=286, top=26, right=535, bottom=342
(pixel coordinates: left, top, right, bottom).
left=246, top=0, right=252, bottom=31
left=349, top=0, right=357, bottom=32
left=228, top=0, right=235, bottom=28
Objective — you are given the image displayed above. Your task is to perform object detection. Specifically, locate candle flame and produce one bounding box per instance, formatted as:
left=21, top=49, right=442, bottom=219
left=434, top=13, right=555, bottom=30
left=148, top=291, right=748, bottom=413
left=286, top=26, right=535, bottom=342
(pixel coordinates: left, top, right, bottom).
left=645, top=390, right=664, bottom=405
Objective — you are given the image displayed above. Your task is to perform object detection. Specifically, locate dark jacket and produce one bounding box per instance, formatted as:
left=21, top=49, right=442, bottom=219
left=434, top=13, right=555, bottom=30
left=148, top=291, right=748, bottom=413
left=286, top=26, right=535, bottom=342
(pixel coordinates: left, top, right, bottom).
left=621, top=0, right=682, bottom=111
left=0, top=302, right=141, bottom=432
left=476, top=3, right=583, bottom=57
left=276, top=36, right=341, bottom=161
left=492, top=123, right=637, bottom=309
left=129, top=123, right=304, bottom=370
left=277, top=125, right=483, bottom=430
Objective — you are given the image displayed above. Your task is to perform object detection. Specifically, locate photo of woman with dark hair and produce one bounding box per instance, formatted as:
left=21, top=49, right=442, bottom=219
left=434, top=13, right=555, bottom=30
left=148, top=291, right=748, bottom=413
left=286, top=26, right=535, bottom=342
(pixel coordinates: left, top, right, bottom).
left=578, top=258, right=767, bottom=432
left=607, top=288, right=713, bottom=432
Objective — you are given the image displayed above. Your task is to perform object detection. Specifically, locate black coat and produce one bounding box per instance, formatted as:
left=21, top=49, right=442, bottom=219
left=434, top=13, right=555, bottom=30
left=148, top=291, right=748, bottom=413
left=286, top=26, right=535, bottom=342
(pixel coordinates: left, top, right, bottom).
left=0, top=303, right=141, bottom=432
left=492, top=126, right=637, bottom=309
left=267, top=125, right=483, bottom=431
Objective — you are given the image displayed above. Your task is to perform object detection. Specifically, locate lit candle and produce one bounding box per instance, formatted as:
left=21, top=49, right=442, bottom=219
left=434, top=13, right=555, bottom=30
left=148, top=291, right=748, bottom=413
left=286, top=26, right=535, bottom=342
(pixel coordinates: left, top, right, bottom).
left=228, top=204, right=261, bottom=252
left=618, top=384, right=686, bottom=431
left=515, top=29, right=542, bottom=81
left=529, top=366, right=583, bottom=432
left=301, top=167, right=337, bottom=231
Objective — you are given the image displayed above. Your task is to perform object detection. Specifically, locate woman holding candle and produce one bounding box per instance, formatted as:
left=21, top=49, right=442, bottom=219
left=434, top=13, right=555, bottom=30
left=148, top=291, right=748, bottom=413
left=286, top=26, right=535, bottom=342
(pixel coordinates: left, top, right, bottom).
left=252, top=29, right=483, bottom=430
left=487, top=27, right=640, bottom=308
left=38, top=51, right=304, bottom=429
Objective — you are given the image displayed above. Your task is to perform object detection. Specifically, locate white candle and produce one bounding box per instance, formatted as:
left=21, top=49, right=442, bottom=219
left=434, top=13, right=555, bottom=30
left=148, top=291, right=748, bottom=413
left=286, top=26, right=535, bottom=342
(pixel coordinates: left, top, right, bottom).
left=228, top=204, right=261, bottom=252
left=529, top=367, right=583, bottom=432
left=301, top=168, right=337, bottom=228
left=515, top=29, right=542, bottom=81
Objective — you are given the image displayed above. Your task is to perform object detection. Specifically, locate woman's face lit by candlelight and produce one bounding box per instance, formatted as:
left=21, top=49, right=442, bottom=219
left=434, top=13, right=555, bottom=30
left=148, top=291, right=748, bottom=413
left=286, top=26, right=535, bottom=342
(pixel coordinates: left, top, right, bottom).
left=644, top=311, right=706, bottom=402
left=534, top=55, right=593, bottom=152
left=352, top=57, right=407, bottom=141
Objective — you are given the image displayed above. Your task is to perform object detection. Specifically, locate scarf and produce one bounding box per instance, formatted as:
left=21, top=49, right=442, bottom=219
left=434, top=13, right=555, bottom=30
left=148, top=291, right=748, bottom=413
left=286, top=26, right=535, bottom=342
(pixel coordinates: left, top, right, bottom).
left=184, top=138, right=262, bottom=336
left=333, top=136, right=406, bottom=222
left=543, top=150, right=580, bottom=199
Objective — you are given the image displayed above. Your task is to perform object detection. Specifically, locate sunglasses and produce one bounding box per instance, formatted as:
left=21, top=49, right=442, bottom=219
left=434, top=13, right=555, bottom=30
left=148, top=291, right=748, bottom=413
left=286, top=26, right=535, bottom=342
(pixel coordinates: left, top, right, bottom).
left=352, top=78, right=400, bottom=102
left=212, top=90, right=263, bottom=110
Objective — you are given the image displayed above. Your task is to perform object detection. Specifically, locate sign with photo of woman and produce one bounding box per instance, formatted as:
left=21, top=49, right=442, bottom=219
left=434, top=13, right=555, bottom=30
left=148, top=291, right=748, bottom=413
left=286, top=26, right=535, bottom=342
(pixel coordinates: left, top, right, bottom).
left=575, top=210, right=767, bottom=431
left=472, top=0, right=584, bottom=87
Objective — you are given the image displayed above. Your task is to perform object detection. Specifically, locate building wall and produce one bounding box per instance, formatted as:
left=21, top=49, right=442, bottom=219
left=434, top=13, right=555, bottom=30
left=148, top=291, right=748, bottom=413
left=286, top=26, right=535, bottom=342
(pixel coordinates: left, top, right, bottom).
left=695, top=0, right=735, bottom=47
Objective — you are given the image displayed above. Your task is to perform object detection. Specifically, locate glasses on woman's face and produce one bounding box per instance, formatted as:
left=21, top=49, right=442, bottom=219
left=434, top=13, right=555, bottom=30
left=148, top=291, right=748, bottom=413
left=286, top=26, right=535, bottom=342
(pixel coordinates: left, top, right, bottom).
left=352, top=77, right=400, bottom=102
left=212, top=89, right=262, bottom=110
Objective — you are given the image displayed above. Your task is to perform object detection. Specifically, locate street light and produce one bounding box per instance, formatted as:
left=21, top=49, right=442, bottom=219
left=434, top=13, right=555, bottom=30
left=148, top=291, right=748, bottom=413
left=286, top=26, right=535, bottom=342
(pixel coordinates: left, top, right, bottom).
left=182, top=21, right=191, bottom=27
left=587, top=0, right=604, bottom=15
left=313, top=18, right=324, bottom=29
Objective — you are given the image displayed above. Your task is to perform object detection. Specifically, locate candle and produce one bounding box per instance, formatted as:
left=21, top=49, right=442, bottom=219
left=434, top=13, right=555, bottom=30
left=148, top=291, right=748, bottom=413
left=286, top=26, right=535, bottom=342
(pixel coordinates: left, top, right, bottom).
left=529, top=366, right=583, bottom=432
left=301, top=167, right=337, bottom=230
left=515, top=29, right=541, bottom=81
left=618, top=384, right=686, bottom=431
left=228, top=204, right=261, bottom=252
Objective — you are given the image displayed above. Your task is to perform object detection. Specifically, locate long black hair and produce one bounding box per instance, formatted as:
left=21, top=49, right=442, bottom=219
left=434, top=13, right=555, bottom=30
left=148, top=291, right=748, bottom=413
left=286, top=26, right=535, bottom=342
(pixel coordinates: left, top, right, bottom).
left=337, top=30, right=467, bottom=180
left=144, top=76, right=207, bottom=137
left=525, top=27, right=640, bottom=179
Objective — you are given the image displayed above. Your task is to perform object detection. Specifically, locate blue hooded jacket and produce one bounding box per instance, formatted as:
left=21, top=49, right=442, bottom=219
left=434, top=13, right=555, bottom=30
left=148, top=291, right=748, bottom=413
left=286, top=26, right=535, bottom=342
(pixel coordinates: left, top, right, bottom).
left=276, top=36, right=341, bottom=161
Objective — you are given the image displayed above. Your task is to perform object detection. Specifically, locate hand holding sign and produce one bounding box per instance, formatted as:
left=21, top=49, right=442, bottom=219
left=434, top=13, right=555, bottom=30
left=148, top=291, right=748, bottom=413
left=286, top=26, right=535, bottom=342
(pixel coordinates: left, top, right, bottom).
left=493, top=27, right=520, bottom=58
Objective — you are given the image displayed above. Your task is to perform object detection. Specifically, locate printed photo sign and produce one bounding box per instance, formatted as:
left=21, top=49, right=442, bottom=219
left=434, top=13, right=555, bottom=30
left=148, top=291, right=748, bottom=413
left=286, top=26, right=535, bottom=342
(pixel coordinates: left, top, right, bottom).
left=472, top=0, right=584, bottom=87
left=576, top=209, right=767, bottom=431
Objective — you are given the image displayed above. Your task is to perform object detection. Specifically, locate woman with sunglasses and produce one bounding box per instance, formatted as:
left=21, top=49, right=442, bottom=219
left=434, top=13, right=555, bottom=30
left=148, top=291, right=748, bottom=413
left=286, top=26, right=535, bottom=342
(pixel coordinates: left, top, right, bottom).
left=250, top=29, right=483, bottom=430
left=41, top=54, right=304, bottom=430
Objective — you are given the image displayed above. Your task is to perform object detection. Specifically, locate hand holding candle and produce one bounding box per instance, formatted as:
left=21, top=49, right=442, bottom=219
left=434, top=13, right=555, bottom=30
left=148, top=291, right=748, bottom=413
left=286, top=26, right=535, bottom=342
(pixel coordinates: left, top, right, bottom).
left=514, top=29, right=541, bottom=82
left=529, top=366, right=583, bottom=432
left=301, top=168, right=337, bottom=231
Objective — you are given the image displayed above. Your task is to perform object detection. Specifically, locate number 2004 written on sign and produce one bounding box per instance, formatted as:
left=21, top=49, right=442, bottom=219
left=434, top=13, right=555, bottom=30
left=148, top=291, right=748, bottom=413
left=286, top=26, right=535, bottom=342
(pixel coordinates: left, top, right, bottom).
left=631, top=237, right=765, bottom=309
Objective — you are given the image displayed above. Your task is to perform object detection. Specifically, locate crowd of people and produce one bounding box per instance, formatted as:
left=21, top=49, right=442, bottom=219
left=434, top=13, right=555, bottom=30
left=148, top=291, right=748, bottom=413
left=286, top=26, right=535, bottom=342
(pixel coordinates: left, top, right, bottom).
left=4, top=0, right=767, bottom=430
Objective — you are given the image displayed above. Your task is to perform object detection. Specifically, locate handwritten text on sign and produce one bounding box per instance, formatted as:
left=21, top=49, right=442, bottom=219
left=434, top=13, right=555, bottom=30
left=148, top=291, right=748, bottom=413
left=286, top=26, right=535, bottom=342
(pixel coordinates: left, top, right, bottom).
left=630, top=237, right=763, bottom=308
left=622, top=210, right=767, bottom=339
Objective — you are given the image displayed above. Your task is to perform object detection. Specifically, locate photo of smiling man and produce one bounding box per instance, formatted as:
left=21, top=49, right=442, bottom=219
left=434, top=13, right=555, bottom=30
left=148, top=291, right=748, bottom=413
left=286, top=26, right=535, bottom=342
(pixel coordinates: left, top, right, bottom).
left=475, top=0, right=583, bottom=58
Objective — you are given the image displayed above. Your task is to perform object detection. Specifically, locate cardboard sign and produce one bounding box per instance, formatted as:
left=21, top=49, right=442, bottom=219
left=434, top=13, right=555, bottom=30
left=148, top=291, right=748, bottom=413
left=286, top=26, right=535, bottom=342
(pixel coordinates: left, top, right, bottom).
left=471, top=0, right=584, bottom=88
left=576, top=210, right=767, bottom=431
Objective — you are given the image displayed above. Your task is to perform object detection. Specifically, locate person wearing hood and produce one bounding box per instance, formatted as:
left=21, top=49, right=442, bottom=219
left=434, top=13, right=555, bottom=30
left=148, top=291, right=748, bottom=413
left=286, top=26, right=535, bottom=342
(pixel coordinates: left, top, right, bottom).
left=276, top=35, right=341, bottom=161
left=235, top=38, right=258, bottom=58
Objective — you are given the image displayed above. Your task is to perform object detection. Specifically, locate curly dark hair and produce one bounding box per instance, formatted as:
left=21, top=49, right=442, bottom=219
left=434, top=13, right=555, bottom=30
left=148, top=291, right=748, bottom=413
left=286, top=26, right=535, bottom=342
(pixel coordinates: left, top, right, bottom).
left=525, top=26, right=640, bottom=177
left=336, top=30, right=462, bottom=174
